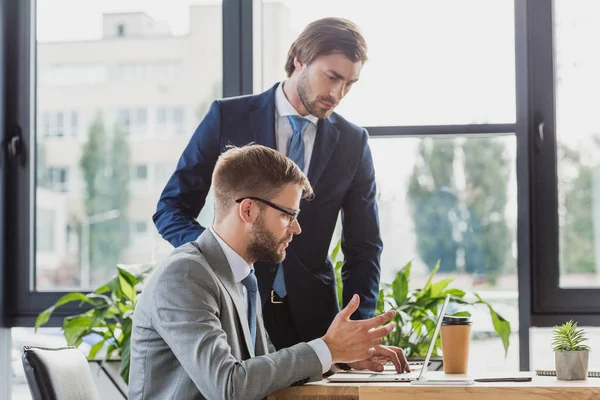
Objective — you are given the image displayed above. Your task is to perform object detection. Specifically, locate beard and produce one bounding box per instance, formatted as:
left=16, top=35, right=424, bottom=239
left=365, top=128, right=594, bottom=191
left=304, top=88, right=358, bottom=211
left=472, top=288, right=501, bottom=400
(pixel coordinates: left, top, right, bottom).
left=246, top=214, right=291, bottom=264
left=297, top=71, right=337, bottom=119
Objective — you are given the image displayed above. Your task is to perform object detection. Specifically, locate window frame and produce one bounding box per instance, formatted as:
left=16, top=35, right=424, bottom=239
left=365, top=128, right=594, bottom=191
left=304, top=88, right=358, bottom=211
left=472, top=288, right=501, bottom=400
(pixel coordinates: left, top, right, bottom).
left=527, top=0, right=600, bottom=322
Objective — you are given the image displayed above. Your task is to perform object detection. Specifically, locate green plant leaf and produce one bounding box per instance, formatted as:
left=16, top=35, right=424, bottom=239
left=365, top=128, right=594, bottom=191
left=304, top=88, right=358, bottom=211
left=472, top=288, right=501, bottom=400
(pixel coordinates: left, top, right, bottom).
left=440, top=288, right=466, bottom=298
left=331, top=239, right=342, bottom=261
left=422, top=260, right=440, bottom=292
left=35, top=292, right=94, bottom=331
left=430, top=278, right=454, bottom=297
left=88, top=338, right=108, bottom=360
left=335, top=261, right=344, bottom=310
left=63, top=315, right=93, bottom=346
left=489, top=307, right=511, bottom=356
left=86, top=292, right=113, bottom=306
left=107, top=276, right=123, bottom=300
left=87, top=306, right=111, bottom=329
left=474, top=294, right=511, bottom=356
left=121, top=317, right=132, bottom=339
left=94, top=280, right=114, bottom=294
left=118, top=272, right=136, bottom=303
left=91, top=328, right=112, bottom=339
left=330, top=239, right=345, bottom=310
left=391, top=262, right=411, bottom=307
left=447, top=311, right=471, bottom=317
left=413, top=288, right=435, bottom=309
left=106, top=343, right=118, bottom=360
left=120, top=339, right=131, bottom=385
left=118, top=266, right=140, bottom=288
left=376, top=290, right=385, bottom=314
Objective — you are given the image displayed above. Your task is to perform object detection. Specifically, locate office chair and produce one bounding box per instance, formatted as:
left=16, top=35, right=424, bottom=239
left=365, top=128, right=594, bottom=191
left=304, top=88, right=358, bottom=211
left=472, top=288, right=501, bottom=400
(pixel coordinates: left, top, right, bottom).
left=21, top=346, right=101, bottom=400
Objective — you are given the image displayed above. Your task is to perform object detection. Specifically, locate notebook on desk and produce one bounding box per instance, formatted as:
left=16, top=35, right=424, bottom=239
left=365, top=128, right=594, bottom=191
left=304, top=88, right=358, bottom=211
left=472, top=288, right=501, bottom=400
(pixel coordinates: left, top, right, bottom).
left=328, top=295, right=451, bottom=383
left=536, top=369, right=600, bottom=377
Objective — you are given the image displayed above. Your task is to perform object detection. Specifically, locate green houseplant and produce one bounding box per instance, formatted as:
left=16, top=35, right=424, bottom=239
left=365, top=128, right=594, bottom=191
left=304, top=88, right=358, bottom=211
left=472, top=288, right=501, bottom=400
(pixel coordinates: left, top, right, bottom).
left=35, top=264, right=154, bottom=384
left=331, top=241, right=511, bottom=358
left=552, top=320, right=590, bottom=380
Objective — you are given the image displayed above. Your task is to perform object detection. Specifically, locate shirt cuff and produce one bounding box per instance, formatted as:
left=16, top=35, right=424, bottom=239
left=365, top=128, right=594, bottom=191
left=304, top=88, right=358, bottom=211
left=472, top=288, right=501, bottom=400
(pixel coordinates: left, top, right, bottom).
left=308, top=338, right=332, bottom=374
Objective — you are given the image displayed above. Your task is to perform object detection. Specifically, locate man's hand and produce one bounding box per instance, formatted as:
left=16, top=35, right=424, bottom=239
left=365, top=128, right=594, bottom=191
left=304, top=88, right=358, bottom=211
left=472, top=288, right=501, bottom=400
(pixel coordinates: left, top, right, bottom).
left=347, top=345, right=411, bottom=373
left=322, top=294, right=396, bottom=364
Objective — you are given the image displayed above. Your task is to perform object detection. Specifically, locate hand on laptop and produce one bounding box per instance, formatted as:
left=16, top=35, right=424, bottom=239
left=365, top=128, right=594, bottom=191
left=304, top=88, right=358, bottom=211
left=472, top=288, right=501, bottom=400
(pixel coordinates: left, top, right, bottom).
left=347, top=345, right=411, bottom=373
left=322, top=294, right=396, bottom=365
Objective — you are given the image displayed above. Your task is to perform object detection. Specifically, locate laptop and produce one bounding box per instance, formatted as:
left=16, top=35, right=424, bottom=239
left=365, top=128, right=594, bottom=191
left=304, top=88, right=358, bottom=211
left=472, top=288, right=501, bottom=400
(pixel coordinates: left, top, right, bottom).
left=328, top=294, right=451, bottom=383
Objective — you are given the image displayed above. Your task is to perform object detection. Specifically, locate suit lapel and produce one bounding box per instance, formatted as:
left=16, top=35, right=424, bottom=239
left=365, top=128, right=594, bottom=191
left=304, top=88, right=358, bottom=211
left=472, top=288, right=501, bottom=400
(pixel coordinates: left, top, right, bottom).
left=250, top=84, right=277, bottom=150
left=250, top=84, right=341, bottom=189
left=196, top=231, right=256, bottom=357
left=307, top=116, right=340, bottom=188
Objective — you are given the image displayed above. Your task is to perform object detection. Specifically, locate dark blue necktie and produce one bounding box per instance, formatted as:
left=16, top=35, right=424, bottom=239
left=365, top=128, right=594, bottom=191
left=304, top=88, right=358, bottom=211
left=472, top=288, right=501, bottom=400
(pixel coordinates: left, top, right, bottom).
left=272, top=115, right=311, bottom=299
left=241, top=270, right=258, bottom=347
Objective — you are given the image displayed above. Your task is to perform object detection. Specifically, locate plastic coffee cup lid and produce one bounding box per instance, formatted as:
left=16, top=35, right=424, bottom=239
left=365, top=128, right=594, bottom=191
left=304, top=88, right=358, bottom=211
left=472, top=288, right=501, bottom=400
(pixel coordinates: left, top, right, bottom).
left=442, top=315, right=472, bottom=325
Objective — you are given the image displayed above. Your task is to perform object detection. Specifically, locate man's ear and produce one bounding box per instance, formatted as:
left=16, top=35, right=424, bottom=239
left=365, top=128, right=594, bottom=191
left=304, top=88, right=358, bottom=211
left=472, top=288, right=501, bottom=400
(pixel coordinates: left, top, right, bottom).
left=293, top=56, right=304, bottom=72
left=238, top=198, right=256, bottom=224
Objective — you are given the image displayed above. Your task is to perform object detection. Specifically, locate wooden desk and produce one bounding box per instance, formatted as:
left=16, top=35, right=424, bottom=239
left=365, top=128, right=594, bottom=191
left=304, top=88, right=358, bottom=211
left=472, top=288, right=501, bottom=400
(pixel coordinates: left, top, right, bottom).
left=268, top=371, right=600, bottom=400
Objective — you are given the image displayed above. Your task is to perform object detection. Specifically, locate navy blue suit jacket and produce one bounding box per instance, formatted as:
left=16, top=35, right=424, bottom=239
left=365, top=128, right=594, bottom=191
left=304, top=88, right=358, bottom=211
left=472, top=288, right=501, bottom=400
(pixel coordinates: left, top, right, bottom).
left=153, top=83, right=382, bottom=342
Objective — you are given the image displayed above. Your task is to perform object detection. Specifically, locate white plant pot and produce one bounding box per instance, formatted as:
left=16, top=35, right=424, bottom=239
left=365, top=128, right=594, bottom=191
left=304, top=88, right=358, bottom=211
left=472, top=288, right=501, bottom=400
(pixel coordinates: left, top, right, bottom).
left=555, top=351, right=589, bottom=380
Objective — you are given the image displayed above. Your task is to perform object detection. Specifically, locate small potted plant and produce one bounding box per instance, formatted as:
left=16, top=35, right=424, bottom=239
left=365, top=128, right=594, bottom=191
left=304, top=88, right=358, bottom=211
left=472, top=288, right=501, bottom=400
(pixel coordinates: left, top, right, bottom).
left=552, top=320, right=591, bottom=380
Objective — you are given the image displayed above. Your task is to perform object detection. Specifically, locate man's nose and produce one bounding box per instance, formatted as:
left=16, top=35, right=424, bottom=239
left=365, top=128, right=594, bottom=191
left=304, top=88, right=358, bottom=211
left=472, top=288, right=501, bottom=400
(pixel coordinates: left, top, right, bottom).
left=290, top=218, right=302, bottom=234
left=330, top=83, right=344, bottom=101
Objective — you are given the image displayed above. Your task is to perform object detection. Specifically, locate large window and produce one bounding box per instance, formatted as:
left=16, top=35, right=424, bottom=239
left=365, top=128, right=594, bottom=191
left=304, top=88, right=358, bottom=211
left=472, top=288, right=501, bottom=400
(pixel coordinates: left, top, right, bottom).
left=555, top=1, right=600, bottom=288
left=530, top=0, right=600, bottom=317
left=34, top=0, right=222, bottom=291
left=257, top=0, right=515, bottom=126
left=371, top=136, right=519, bottom=371
left=1, top=0, right=224, bottom=333
left=3, top=0, right=223, bottom=395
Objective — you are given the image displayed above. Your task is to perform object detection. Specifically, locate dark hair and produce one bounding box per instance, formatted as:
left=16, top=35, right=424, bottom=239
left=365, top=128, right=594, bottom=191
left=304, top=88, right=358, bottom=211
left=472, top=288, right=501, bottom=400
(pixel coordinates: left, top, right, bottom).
left=285, top=17, right=368, bottom=77
left=212, top=144, right=313, bottom=223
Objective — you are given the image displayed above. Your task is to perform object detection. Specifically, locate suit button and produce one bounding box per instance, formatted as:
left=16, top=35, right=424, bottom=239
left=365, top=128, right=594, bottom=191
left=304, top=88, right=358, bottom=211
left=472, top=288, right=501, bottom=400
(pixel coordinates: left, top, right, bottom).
left=269, top=267, right=276, bottom=273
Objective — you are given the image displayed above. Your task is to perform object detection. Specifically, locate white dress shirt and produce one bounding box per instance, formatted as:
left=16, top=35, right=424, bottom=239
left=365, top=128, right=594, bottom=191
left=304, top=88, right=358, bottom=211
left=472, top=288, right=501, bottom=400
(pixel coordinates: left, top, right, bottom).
left=274, top=81, right=319, bottom=175
left=209, top=227, right=332, bottom=373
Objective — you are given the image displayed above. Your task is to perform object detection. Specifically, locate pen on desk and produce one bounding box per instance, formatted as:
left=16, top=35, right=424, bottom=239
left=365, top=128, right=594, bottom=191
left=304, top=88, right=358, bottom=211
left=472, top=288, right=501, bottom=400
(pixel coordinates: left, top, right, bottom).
left=474, top=377, right=532, bottom=382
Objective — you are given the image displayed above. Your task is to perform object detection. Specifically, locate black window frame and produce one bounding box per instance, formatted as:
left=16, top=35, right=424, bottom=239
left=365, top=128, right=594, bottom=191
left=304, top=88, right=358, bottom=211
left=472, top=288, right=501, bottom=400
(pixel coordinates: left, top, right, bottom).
left=528, top=0, right=600, bottom=324
left=4, top=0, right=599, bottom=373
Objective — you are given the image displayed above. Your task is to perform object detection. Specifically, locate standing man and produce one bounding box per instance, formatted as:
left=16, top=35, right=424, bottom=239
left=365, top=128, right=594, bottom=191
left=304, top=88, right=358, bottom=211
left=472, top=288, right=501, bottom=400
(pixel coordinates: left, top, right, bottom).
left=154, top=17, right=382, bottom=350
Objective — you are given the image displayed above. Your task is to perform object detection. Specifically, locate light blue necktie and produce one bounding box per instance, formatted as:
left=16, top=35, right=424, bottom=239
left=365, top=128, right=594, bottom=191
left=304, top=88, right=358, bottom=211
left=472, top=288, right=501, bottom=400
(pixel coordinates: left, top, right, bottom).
left=286, top=115, right=310, bottom=172
left=241, top=270, right=258, bottom=347
left=272, top=115, right=311, bottom=299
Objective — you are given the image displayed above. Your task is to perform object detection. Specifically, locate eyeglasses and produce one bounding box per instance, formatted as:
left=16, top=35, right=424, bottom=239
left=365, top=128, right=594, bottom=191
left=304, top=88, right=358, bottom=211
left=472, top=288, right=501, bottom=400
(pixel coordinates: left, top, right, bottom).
left=235, top=197, right=300, bottom=227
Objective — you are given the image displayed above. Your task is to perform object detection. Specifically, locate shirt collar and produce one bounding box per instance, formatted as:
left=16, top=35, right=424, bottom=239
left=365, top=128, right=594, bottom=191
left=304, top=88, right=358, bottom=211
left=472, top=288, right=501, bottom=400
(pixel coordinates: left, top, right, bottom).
left=275, top=81, right=319, bottom=125
left=209, top=227, right=253, bottom=284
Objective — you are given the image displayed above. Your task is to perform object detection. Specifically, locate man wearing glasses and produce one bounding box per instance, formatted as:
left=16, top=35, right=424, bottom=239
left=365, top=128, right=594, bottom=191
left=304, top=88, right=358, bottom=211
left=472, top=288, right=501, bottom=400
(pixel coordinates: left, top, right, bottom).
left=131, top=145, right=408, bottom=399
left=153, top=17, right=382, bottom=352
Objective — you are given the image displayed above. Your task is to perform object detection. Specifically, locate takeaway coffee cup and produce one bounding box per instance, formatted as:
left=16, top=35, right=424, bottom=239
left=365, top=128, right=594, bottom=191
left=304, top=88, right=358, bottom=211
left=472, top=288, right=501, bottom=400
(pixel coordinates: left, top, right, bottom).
left=440, top=315, right=472, bottom=374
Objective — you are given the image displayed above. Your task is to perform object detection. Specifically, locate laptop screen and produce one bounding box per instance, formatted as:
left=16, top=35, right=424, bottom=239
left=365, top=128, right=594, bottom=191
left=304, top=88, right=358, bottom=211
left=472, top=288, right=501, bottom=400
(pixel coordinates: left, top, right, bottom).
left=416, top=294, right=451, bottom=380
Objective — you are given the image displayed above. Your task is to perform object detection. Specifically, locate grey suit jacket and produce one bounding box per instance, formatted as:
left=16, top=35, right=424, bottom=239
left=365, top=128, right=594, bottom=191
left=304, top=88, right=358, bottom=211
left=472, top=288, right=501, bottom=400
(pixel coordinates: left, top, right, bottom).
left=129, top=230, right=323, bottom=400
